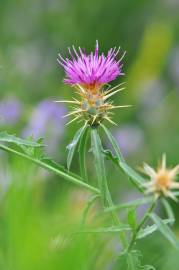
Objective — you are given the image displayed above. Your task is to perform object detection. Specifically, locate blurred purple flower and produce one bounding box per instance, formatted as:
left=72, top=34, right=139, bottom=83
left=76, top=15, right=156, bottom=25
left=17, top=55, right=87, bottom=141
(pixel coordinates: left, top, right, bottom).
left=22, top=99, right=67, bottom=155
left=113, top=124, right=144, bottom=157
left=137, top=79, right=165, bottom=125
left=163, top=0, right=179, bottom=9
left=169, top=47, right=179, bottom=87
left=139, top=79, right=165, bottom=110
left=0, top=98, right=22, bottom=125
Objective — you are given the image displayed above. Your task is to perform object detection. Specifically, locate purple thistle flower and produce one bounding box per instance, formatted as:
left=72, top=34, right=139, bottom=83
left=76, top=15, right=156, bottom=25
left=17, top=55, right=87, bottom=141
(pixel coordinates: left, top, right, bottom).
left=58, top=41, right=124, bottom=90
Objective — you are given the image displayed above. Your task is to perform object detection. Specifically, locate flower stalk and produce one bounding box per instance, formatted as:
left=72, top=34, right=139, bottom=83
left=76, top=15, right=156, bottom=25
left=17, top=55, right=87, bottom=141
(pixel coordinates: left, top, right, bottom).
left=126, top=198, right=157, bottom=252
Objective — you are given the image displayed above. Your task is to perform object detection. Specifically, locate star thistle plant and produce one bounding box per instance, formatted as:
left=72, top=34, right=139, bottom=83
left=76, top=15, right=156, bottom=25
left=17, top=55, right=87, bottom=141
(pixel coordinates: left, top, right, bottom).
left=57, top=41, right=129, bottom=126
left=55, top=41, right=179, bottom=269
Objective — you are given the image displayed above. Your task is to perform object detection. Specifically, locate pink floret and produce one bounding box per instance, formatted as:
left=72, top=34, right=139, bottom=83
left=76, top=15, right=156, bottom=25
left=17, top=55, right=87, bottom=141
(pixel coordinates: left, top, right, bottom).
left=58, top=41, right=124, bottom=86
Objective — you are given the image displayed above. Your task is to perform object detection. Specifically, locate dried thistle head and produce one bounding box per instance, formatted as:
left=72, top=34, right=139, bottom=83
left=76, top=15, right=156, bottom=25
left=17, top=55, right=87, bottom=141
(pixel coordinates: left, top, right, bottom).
left=57, top=41, right=130, bottom=126
left=143, top=154, right=179, bottom=201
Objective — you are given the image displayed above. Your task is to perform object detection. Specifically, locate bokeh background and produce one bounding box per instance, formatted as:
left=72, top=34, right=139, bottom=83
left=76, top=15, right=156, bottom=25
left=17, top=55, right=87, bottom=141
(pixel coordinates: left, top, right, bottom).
left=0, top=0, right=179, bottom=269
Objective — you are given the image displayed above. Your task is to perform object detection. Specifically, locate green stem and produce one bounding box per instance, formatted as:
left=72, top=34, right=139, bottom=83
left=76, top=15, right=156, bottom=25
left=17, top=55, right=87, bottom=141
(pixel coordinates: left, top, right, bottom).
left=79, top=127, right=89, bottom=183
left=0, top=143, right=100, bottom=194
left=127, top=198, right=157, bottom=252
left=91, top=128, right=127, bottom=248
left=104, top=179, right=128, bottom=248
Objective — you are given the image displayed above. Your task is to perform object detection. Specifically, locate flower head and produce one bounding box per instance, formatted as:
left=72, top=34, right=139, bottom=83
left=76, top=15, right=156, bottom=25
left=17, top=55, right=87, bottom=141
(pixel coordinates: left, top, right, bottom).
left=57, top=41, right=129, bottom=126
left=143, top=154, right=179, bottom=201
left=58, top=41, right=124, bottom=91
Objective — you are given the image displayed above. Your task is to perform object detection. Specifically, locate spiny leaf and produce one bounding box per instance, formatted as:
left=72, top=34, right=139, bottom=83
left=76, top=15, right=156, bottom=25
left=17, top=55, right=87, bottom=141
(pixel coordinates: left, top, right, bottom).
left=0, top=131, right=42, bottom=147
left=0, top=143, right=100, bottom=194
left=19, top=137, right=45, bottom=158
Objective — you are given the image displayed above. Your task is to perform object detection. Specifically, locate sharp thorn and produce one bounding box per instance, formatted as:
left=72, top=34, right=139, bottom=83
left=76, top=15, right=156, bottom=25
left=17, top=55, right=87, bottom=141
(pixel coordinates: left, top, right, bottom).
left=103, top=82, right=126, bottom=95
left=54, top=100, right=80, bottom=104
left=104, top=87, right=125, bottom=100
left=66, top=115, right=81, bottom=125
left=104, top=116, right=117, bottom=126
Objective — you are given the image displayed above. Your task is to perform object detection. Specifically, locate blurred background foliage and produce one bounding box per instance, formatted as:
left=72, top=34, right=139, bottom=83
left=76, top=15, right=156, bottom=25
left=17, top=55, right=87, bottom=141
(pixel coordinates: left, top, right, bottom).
left=0, top=0, right=179, bottom=269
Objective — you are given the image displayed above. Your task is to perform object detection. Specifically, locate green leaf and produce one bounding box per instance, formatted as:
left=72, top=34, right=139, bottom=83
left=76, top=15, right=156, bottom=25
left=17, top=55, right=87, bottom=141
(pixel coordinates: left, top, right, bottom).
left=137, top=219, right=172, bottom=239
left=0, top=143, right=100, bottom=194
left=101, top=125, right=147, bottom=193
left=67, top=124, right=87, bottom=170
left=103, top=149, right=119, bottom=166
left=91, top=128, right=107, bottom=205
left=105, top=197, right=153, bottom=212
left=128, top=208, right=137, bottom=232
left=162, top=198, right=175, bottom=225
left=78, top=126, right=89, bottom=182
left=101, top=124, right=124, bottom=162
left=0, top=131, right=42, bottom=147
left=149, top=213, right=179, bottom=249
left=119, top=162, right=146, bottom=192
left=78, top=224, right=131, bottom=234
left=19, top=137, right=45, bottom=158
